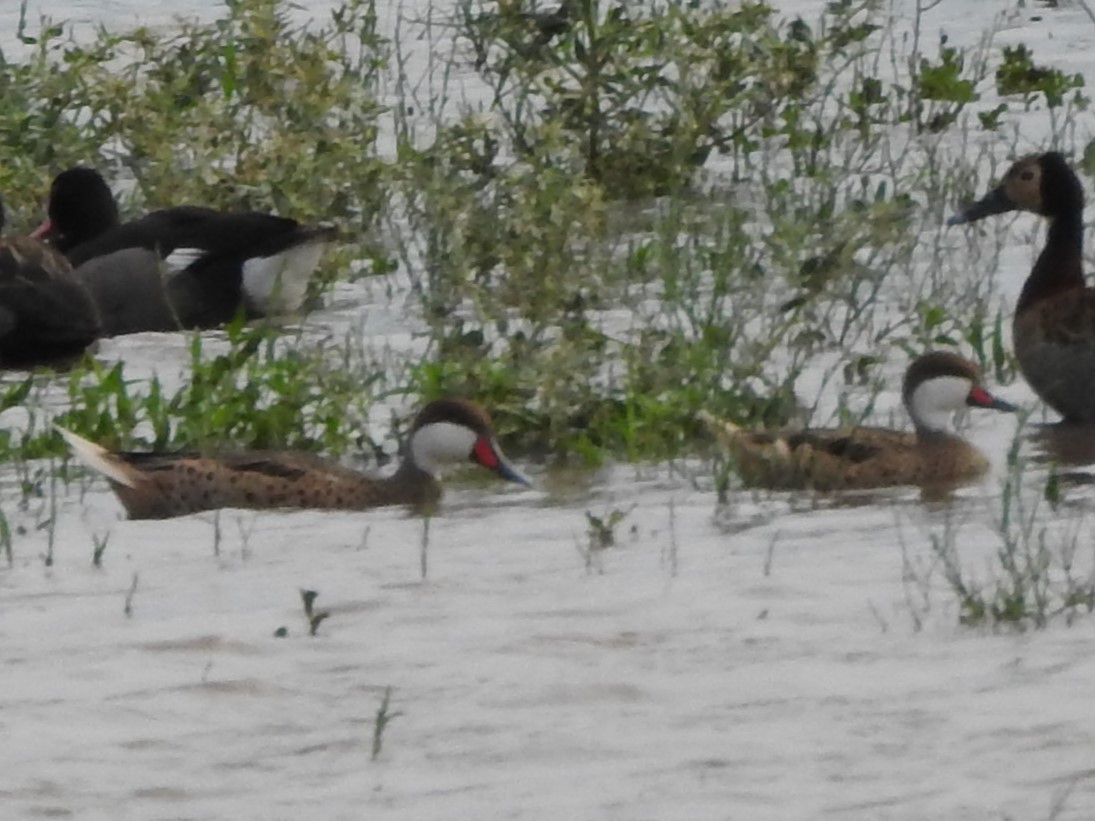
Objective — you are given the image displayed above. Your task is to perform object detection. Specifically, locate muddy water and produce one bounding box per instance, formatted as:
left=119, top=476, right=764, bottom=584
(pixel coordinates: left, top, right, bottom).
left=2, top=1, right=1095, bottom=819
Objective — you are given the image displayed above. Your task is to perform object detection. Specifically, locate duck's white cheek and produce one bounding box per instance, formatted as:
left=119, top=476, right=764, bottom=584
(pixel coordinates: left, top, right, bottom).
left=411, top=422, right=478, bottom=475
left=910, top=376, right=972, bottom=430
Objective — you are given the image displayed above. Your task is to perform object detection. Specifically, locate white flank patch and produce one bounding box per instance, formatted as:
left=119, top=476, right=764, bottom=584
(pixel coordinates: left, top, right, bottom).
left=410, top=421, right=477, bottom=476
left=163, top=247, right=205, bottom=276
left=53, top=425, right=137, bottom=488
left=909, top=375, right=972, bottom=432
left=241, top=240, right=326, bottom=315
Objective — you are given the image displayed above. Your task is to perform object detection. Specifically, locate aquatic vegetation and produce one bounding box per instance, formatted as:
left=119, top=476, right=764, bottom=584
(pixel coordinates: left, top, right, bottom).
left=927, top=459, right=1095, bottom=631
left=58, top=321, right=381, bottom=452
left=301, top=589, right=331, bottom=637
left=371, top=686, right=402, bottom=761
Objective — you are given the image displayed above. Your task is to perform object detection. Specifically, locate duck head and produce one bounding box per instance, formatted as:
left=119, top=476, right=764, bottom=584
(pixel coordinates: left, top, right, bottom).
left=408, top=398, right=530, bottom=485
left=902, top=352, right=1016, bottom=434
left=32, top=166, right=120, bottom=251
left=948, top=152, right=1084, bottom=225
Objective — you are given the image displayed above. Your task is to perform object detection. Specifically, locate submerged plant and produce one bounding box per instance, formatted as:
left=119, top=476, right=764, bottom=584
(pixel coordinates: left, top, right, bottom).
left=928, top=445, right=1095, bottom=631
left=371, top=686, right=402, bottom=761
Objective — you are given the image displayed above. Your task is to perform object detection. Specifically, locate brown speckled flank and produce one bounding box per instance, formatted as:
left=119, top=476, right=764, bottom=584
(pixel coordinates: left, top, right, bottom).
left=58, top=398, right=529, bottom=520
left=699, top=352, right=1016, bottom=491
left=949, top=152, right=1095, bottom=423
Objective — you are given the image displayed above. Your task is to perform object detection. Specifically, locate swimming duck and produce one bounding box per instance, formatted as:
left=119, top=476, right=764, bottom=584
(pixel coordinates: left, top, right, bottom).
left=698, top=352, right=1016, bottom=490
left=948, top=152, right=1095, bottom=423
left=34, top=167, right=338, bottom=335
left=0, top=192, right=100, bottom=366
left=56, top=398, right=530, bottom=519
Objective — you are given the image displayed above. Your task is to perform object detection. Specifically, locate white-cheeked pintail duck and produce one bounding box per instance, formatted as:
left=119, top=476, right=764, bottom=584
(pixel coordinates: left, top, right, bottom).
left=698, top=352, right=1016, bottom=490
left=57, top=398, right=530, bottom=519
left=949, top=151, right=1095, bottom=423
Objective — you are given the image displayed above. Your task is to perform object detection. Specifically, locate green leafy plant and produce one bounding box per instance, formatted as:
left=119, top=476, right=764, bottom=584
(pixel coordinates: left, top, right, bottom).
left=909, top=41, right=979, bottom=132
left=996, top=44, right=1086, bottom=109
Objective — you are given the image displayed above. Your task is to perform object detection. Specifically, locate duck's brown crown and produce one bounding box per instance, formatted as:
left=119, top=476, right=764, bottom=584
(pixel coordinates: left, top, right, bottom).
left=409, top=397, right=495, bottom=439
left=901, top=351, right=979, bottom=408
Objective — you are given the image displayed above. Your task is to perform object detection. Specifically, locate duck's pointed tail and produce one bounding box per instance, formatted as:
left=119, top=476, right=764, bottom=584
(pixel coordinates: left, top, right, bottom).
left=697, top=410, right=797, bottom=484
left=697, top=410, right=745, bottom=451
left=53, top=425, right=139, bottom=488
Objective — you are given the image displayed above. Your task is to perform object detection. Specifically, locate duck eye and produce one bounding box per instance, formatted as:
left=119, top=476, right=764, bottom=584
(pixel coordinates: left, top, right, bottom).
left=1019, top=169, right=1035, bottom=181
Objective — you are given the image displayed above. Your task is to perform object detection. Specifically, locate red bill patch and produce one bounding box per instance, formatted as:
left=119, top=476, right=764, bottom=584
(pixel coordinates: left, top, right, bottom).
left=473, top=436, right=499, bottom=468
left=967, top=386, right=993, bottom=406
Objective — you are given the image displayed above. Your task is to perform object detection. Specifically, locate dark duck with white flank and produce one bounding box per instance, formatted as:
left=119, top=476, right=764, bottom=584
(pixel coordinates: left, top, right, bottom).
left=698, top=352, right=1016, bottom=490
left=56, top=398, right=530, bottom=520
left=35, top=167, right=338, bottom=335
left=949, top=152, right=1095, bottom=423
left=0, top=192, right=100, bottom=366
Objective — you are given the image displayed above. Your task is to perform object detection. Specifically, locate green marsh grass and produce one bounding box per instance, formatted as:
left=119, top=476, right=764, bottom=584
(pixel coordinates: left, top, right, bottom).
left=124, top=572, right=139, bottom=618
left=0, top=508, right=11, bottom=567
left=905, top=426, right=1095, bottom=631
left=371, top=686, right=402, bottom=761
left=91, top=531, right=109, bottom=568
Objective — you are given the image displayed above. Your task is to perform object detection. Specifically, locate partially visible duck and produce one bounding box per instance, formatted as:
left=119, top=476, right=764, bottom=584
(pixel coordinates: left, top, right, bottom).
left=35, top=167, right=338, bottom=335
left=56, top=398, right=530, bottom=520
left=948, top=152, right=1095, bottom=423
left=0, top=193, right=100, bottom=366
left=698, top=352, right=1016, bottom=490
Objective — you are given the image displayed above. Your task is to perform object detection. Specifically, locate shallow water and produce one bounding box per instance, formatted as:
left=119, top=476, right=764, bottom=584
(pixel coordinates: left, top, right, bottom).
left=4, top=0, right=1095, bottom=819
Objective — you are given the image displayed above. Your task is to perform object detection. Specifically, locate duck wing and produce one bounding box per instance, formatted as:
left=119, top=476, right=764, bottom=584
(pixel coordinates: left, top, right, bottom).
left=785, top=430, right=884, bottom=463
left=117, top=449, right=364, bottom=482
left=1020, top=287, right=1095, bottom=346
left=702, top=414, right=917, bottom=490
left=67, top=207, right=335, bottom=268
left=68, top=209, right=336, bottom=323
left=1013, top=287, right=1095, bottom=422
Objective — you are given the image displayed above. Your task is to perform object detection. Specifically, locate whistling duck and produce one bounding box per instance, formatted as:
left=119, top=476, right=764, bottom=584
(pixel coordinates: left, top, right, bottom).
left=35, top=167, right=338, bottom=335
left=698, top=352, right=1015, bottom=490
left=949, top=152, right=1095, bottom=423
left=56, top=398, right=530, bottom=519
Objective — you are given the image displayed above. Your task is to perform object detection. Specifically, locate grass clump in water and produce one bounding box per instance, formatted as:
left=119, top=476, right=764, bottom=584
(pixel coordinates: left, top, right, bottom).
left=927, top=443, right=1095, bottom=631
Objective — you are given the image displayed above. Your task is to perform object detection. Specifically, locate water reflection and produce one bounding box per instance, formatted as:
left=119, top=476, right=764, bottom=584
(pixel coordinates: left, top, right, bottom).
left=1028, top=422, right=1095, bottom=470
